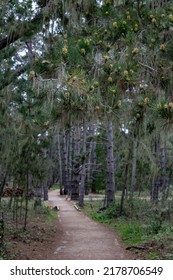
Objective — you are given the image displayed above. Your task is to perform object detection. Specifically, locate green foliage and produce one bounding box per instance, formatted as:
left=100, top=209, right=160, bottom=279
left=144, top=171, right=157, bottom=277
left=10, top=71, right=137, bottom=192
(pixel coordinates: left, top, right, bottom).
left=116, top=219, right=145, bottom=245
left=51, top=184, right=60, bottom=190
left=83, top=197, right=173, bottom=259
left=0, top=198, right=57, bottom=259
left=0, top=242, right=13, bottom=260
left=34, top=203, right=57, bottom=220
left=1, top=0, right=173, bottom=259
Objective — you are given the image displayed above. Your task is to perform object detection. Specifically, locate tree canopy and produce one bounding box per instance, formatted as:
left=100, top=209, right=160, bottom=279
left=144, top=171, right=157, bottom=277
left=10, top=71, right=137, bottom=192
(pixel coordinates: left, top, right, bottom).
left=1, top=0, right=173, bottom=209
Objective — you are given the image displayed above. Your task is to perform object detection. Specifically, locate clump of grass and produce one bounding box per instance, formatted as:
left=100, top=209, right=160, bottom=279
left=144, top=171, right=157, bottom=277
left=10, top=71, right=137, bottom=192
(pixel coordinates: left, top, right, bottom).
left=115, top=218, right=145, bottom=245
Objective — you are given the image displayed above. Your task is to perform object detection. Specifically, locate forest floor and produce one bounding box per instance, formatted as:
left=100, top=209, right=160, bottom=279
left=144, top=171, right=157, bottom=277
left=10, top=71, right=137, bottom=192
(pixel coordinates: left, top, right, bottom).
left=4, top=189, right=135, bottom=260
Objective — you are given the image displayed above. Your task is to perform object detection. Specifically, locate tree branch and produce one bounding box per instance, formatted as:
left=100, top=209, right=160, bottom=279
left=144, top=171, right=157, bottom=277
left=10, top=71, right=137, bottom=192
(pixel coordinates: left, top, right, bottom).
left=138, top=61, right=157, bottom=72
left=0, top=1, right=51, bottom=51
left=0, top=66, right=27, bottom=91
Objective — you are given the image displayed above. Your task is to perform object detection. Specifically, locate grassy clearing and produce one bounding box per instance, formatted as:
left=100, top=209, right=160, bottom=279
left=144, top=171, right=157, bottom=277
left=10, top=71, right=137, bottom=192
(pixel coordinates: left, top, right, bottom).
left=82, top=198, right=173, bottom=259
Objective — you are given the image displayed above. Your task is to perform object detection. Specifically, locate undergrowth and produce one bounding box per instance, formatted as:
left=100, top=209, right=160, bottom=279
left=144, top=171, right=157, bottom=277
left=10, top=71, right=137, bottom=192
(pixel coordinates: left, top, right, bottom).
left=0, top=199, right=57, bottom=259
left=83, top=198, right=173, bottom=259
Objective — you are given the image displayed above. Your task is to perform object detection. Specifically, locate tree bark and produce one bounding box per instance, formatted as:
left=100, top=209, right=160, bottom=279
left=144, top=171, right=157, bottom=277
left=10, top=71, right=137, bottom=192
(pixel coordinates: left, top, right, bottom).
left=74, top=126, right=81, bottom=156
left=71, top=161, right=80, bottom=201
left=62, top=129, right=69, bottom=195
left=151, top=137, right=160, bottom=201
left=105, top=117, right=115, bottom=207
left=119, top=153, right=130, bottom=216
left=130, top=137, right=138, bottom=194
left=0, top=170, right=8, bottom=203
left=48, top=138, right=54, bottom=188
left=57, top=130, right=63, bottom=195
left=79, top=118, right=87, bottom=207
left=160, top=141, right=169, bottom=199
left=24, top=170, right=29, bottom=230
left=43, top=180, right=48, bottom=201
left=91, top=140, right=97, bottom=193
left=68, top=123, right=73, bottom=196
left=85, top=125, right=94, bottom=195
left=0, top=212, right=4, bottom=247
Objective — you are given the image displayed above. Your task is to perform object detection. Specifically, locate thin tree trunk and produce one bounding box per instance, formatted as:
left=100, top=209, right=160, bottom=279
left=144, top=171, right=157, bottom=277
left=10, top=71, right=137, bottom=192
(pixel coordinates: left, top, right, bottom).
left=130, top=137, right=138, bottom=195
left=79, top=118, right=87, bottom=207
left=0, top=212, right=4, bottom=247
left=151, top=175, right=159, bottom=201
left=160, top=141, right=169, bottom=199
left=57, top=130, right=63, bottom=195
left=119, top=152, right=130, bottom=216
left=91, top=140, right=97, bottom=193
left=105, top=117, right=115, bottom=207
left=114, top=141, right=121, bottom=192
left=63, top=129, right=69, bottom=195
left=151, top=138, right=160, bottom=201
left=68, top=123, right=73, bottom=196
left=43, top=180, right=48, bottom=201
left=70, top=122, right=81, bottom=200
left=34, top=182, right=42, bottom=209
left=85, top=125, right=94, bottom=195
left=0, top=169, right=8, bottom=203
left=48, top=138, right=54, bottom=188
left=24, top=170, right=29, bottom=231
left=74, top=126, right=81, bottom=156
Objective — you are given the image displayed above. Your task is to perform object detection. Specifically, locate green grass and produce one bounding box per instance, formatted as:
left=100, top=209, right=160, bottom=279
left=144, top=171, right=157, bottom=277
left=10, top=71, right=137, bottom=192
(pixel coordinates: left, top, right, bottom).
left=51, top=184, right=60, bottom=190
left=83, top=198, right=173, bottom=259
left=114, top=219, right=145, bottom=244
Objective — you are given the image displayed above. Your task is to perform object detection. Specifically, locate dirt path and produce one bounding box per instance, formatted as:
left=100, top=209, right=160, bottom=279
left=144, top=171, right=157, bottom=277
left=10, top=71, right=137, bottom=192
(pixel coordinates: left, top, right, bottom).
left=48, top=190, right=134, bottom=260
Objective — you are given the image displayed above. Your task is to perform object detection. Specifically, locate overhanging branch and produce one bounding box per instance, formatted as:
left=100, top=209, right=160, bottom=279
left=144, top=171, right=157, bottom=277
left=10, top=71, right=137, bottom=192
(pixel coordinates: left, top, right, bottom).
left=0, top=0, right=51, bottom=51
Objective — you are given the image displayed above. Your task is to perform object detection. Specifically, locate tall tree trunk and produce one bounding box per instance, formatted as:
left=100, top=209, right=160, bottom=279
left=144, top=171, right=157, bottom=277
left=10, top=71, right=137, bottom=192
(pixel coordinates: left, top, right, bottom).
left=57, top=130, right=63, bottom=195
left=79, top=118, right=87, bottom=207
left=105, top=117, right=115, bottom=207
left=24, top=170, right=29, bottom=230
left=68, top=123, right=73, bottom=196
left=91, top=140, right=97, bottom=193
left=74, top=126, right=81, bottom=156
left=119, top=152, right=130, bottom=216
left=70, top=125, right=81, bottom=200
left=48, top=138, right=54, bottom=188
left=0, top=169, right=8, bottom=203
left=71, top=161, right=80, bottom=201
left=151, top=175, right=159, bottom=201
left=85, top=125, right=94, bottom=195
left=43, top=180, right=48, bottom=201
left=160, top=141, right=169, bottom=199
left=34, top=182, right=42, bottom=209
left=63, top=129, right=69, bottom=195
left=151, top=137, right=160, bottom=201
left=130, top=137, right=138, bottom=195
left=0, top=212, right=4, bottom=247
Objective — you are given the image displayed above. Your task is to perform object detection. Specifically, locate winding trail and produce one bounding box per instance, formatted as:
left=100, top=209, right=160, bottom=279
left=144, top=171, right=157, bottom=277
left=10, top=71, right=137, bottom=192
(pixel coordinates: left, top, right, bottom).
left=48, top=190, right=134, bottom=260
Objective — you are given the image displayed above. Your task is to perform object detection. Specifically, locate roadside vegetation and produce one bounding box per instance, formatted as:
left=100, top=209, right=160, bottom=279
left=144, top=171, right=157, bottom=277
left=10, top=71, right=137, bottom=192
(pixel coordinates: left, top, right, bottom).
left=83, top=193, right=173, bottom=260
left=0, top=198, right=58, bottom=260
